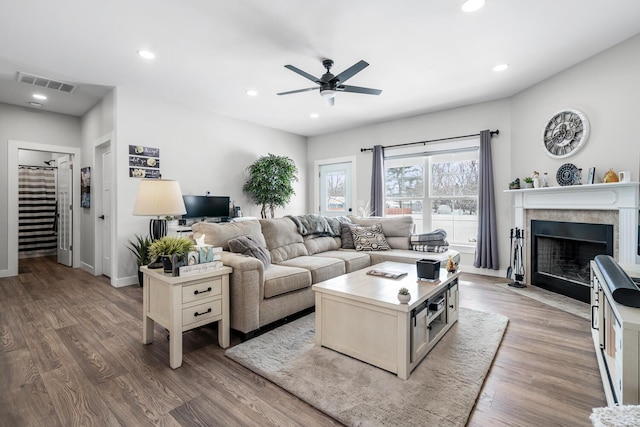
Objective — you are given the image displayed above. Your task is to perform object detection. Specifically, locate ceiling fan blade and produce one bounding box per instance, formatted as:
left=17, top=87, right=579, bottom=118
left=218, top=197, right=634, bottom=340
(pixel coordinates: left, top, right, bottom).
left=277, top=87, right=319, bottom=96
left=333, top=60, right=369, bottom=84
left=284, top=65, right=320, bottom=84
left=339, top=85, right=382, bottom=95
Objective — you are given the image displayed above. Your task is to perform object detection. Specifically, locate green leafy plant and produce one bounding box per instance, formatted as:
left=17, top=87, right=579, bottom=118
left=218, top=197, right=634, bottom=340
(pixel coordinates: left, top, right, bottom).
left=127, top=234, right=153, bottom=267
left=148, top=236, right=194, bottom=261
left=243, top=153, right=299, bottom=218
left=398, top=287, right=410, bottom=295
left=523, top=176, right=533, bottom=183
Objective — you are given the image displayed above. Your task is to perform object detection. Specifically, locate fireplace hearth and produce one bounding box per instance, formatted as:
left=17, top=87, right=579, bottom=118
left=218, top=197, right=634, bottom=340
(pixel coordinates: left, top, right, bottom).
left=531, top=220, right=613, bottom=302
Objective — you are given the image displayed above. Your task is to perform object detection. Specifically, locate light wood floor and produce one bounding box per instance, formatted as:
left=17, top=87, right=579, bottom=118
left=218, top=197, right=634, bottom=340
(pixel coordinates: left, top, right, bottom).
left=0, top=257, right=605, bottom=426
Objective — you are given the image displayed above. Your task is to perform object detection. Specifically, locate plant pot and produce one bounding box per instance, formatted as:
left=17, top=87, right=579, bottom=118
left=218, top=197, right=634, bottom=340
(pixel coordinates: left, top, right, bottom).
left=397, top=293, right=411, bottom=304
left=161, top=256, right=173, bottom=274
left=523, top=182, right=534, bottom=188
left=138, top=270, right=144, bottom=287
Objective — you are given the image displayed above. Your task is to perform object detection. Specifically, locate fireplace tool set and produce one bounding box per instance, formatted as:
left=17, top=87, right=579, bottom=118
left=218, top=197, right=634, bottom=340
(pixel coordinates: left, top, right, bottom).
left=507, top=228, right=526, bottom=288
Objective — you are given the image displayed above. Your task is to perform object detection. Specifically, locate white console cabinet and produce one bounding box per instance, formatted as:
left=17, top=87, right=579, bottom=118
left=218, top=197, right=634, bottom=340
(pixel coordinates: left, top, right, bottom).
left=590, top=261, right=640, bottom=405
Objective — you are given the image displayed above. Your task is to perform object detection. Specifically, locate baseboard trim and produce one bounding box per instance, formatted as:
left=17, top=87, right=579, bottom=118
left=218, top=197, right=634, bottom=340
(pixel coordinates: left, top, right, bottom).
left=81, top=262, right=95, bottom=275
left=0, top=268, right=11, bottom=278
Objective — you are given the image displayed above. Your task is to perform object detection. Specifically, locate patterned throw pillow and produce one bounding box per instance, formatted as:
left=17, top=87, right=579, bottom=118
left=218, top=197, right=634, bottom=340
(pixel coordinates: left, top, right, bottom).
left=341, top=223, right=356, bottom=249
left=349, top=223, right=390, bottom=251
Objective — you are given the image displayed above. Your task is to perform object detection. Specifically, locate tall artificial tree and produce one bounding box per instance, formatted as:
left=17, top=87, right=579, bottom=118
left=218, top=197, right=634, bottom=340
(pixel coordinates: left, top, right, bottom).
left=243, top=153, right=299, bottom=218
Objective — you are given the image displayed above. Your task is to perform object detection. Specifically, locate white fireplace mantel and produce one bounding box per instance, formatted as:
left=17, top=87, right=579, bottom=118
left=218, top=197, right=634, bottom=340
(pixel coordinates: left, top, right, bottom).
left=506, top=182, right=640, bottom=264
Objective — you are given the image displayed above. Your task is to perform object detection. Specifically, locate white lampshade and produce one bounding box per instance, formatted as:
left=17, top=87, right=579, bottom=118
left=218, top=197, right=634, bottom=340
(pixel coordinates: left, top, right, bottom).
left=133, top=179, right=187, bottom=217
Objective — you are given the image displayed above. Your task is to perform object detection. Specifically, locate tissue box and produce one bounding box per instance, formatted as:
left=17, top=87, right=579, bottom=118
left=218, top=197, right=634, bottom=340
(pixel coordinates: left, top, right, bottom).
left=416, top=259, right=440, bottom=281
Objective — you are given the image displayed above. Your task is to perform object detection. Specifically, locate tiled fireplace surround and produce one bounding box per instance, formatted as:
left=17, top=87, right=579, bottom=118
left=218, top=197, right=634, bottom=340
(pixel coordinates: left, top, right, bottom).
left=510, top=182, right=640, bottom=287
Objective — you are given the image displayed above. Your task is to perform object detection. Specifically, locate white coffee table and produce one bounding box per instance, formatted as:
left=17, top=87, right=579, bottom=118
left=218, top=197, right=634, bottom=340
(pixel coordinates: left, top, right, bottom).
left=312, top=261, right=460, bottom=379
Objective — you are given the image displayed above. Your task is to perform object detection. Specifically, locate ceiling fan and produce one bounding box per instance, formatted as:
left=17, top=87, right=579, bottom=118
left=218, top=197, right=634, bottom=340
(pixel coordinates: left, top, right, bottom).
left=277, top=59, right=382, bottom=106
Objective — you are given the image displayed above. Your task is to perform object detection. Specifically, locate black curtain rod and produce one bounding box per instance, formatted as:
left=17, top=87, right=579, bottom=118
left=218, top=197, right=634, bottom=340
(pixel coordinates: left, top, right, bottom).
left=359, top=129, right=499, bottom=152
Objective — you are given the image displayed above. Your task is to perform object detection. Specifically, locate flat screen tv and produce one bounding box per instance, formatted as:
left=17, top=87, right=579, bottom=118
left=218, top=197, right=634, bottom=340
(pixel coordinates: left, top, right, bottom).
left=182, top=195, right=230, bottom=219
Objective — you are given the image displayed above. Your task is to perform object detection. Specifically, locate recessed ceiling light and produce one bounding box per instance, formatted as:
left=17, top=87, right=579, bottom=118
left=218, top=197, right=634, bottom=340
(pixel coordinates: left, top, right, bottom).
left=246, top=90, right=258, bottom=96
left=137, top=50, right=155, bottom=59
left=28, top=102, right=42, bottom=107
left=33, top=93, right=47, bottom=100
left=310, top=113, right=319, bottom=119
left=493, top=63, right=509, bottom=72
left=461, top=0, right=486, bottom=13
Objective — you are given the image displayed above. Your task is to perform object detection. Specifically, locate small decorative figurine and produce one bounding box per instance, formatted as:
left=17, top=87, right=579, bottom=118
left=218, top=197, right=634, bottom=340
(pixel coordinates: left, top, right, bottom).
left=532, top=171, right=541, bottom=188
left=446, top=256, right=457, bottom=273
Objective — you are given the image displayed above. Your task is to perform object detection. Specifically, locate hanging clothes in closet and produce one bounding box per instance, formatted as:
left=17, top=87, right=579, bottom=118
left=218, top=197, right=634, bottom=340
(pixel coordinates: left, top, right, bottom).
left=18, top=166, right=57, bottom=258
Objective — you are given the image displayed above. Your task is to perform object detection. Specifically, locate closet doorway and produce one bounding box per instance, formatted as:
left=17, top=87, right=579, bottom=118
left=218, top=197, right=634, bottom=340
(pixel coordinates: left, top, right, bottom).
left=17, top=151, right=72, bottom=266
left=7, top=141, right=81, bottom=277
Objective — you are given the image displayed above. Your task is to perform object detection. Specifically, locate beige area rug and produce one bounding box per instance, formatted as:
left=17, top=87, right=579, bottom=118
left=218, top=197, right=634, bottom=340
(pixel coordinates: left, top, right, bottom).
left=226, top=308, right=508, bottom=427
left=495, top=282, right=590, bottom=320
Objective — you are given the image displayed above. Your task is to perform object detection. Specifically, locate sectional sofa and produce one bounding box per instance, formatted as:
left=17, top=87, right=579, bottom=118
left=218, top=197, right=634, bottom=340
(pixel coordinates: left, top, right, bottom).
left=192, top=215, right=460, bottom=339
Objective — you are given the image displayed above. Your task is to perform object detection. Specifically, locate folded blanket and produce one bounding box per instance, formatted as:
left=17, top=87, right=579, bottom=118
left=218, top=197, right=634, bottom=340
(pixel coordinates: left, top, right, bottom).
left=411, top=244, right=449, bottom=253
left=410, top=229, right=447, bottom=244
left=286, top=215, right=350, bottom=237
left=413, top=239, right=448, bottom=247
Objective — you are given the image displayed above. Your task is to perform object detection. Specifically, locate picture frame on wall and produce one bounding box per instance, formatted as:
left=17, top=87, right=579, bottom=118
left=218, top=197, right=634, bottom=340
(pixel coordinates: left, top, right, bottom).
left=587, top=167, right=596, bottom=185
left=81, top=166, right=91, bottom=208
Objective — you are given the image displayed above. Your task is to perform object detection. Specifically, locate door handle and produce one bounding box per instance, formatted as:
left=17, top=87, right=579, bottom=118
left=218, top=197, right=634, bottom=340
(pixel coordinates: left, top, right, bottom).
left=98, top=215, right=105, bottom=220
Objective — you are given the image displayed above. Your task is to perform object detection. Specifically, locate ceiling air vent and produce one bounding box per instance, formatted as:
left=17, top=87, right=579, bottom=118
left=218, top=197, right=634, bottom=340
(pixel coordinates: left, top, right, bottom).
left=17, top=72, right=76, bottom=93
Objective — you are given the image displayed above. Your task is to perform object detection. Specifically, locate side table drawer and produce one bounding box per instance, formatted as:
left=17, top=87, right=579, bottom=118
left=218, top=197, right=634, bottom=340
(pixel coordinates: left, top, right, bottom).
left=182, top=278, right=222, bottom=304
left=182, top=299, right=222, bottom=327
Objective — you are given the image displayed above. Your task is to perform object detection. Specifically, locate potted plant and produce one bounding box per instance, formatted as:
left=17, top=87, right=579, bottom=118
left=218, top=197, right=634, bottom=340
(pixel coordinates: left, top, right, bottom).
left=397, top=287, right=411, bottom=304
left=523, top=176, right=534, bottom=188
left=243, top=153, right=299, bottom=218
left=127, top=234, right=153, bottom=286
left=148, top=236, right=195, bottom=273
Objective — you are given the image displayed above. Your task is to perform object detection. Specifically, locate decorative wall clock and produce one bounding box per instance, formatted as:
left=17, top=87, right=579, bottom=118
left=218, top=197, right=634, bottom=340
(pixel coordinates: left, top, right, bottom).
left=542, top=109, right=589, bottom=158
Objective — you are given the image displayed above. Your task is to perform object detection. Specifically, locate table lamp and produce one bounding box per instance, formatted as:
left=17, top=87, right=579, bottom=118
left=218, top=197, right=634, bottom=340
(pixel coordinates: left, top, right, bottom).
left=133, top=179, right=187, bottom=241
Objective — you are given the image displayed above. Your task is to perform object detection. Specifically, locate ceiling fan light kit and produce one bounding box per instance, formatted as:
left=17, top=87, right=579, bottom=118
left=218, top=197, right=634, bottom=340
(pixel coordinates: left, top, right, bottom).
left=278, top=58, right=381, bottom=106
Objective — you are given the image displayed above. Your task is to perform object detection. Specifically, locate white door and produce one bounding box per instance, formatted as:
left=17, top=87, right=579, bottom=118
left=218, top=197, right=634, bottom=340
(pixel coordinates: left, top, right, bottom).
left=319, top=162, right=353, bottom=216
left=56, top=155, right=73, bottom=266
left=100, top=148, right=113, bottom=278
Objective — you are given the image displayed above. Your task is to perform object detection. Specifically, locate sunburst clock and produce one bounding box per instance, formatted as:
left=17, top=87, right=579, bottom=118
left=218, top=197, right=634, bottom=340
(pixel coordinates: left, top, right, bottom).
left=542, top=109, right=590, bottom=158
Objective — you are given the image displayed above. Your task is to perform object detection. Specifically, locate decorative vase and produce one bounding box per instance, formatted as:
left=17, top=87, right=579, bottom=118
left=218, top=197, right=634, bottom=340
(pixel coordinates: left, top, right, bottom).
left=603, top=168, right=619, bottom=183
left=397, top=293, right=411, bottom=304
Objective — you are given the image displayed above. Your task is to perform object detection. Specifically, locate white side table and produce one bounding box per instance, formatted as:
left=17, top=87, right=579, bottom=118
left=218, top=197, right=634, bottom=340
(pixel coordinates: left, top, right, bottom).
left=141, top=265, right=232, bottom=368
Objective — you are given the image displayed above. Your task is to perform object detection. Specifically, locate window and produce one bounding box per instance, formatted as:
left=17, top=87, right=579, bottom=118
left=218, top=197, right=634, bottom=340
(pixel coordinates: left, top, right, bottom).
left=384, top=142, right=479, bottom=246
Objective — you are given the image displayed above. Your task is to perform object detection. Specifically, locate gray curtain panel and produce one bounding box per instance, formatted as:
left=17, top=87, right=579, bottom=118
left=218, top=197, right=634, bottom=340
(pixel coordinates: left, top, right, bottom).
left=370, top=145, right=384, bottom=216
left=473, top=130, right=499, bottom=269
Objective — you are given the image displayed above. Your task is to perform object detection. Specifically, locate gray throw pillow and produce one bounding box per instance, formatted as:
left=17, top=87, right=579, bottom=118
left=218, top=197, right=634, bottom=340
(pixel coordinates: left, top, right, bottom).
left=341, top=223, right=355, bottom=249
left=228, top=235, right=271, bottom=268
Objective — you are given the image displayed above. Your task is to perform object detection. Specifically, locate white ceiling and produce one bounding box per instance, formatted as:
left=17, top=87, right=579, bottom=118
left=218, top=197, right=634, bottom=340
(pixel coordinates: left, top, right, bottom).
left=1, top=0, right=639, bottom=137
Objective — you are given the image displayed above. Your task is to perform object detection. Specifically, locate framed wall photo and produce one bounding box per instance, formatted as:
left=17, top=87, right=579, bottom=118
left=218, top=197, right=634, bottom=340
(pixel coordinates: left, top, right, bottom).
left=81, top=167, right=91, bottom=208
left=588, top=167, right=596, bottom=184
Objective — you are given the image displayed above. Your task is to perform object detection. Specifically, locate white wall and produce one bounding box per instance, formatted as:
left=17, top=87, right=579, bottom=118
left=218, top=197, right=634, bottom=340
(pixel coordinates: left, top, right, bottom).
left=80, top=89, right=115, bottom=275
left=112, top=88, right=307, bottom=285
left=0, top=103, right=81, bottom=272
left=307, top=33, right=640, bottom=277
left=511, top=33, right=640, bottom=183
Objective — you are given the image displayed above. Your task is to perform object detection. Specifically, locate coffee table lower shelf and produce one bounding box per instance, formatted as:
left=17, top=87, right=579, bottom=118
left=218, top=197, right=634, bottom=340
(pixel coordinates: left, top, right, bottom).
left=312, top=262, right=460, bottom=380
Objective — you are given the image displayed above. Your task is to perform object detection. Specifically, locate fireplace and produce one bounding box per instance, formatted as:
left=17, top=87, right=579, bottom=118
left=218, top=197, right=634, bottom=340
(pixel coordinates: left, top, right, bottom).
left=508, top=182, right=639, bottom=302
left=531, top=220, right=613, bottom=302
